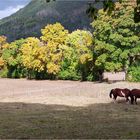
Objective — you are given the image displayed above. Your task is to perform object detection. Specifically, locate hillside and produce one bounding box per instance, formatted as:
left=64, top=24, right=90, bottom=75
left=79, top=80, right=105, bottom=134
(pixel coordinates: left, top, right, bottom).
left=0, top=0, right=92, bottom=42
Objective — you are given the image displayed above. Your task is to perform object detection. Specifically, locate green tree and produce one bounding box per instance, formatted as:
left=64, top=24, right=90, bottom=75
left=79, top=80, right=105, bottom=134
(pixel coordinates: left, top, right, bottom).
left=59, top=30, right=93, bottom=81
left=92, top=0, right=140, bottom=79
left=2, top=39, right=26, bottom=78
left=127, top=65, right=140, bottom=82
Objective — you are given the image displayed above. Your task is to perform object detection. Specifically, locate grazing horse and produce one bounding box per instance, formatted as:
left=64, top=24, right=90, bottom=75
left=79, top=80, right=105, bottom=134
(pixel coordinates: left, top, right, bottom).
left=131, top=89, right=140, bottom=104
left=109, top=88, right=133, bottom=104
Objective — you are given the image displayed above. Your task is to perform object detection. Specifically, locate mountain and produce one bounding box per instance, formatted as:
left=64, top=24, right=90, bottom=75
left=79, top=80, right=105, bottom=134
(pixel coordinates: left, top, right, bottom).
left=0, top=0, right=93, bottom=42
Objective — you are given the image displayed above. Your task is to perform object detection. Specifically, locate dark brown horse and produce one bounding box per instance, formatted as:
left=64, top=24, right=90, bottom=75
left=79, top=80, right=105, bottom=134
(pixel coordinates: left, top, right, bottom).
left=131, top=89, right=140, bottom=104
left=109, top=88, right=133, bottom=104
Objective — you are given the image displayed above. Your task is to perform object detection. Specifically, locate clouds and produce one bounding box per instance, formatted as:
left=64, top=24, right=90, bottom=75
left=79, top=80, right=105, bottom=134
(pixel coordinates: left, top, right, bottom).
left=0, top=0, right=30, bottom=10
left=0, top=0, right=30, bottom=19
left=0, top=5, right=25, bottom=19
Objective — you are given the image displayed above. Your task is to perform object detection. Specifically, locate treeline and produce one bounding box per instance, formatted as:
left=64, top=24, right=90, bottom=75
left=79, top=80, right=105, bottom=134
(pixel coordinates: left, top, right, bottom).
left=0, top=1, right=140, bottom=81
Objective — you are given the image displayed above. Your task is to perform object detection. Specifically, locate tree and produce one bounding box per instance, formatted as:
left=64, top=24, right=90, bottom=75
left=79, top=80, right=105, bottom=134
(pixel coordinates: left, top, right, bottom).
left=2, top=39, right=25, bottom=78
left=91, top=0, right=140, bottom=79
left=0, top=36, right=9, bottom=69
left=41, top=22, right=69, bottom=77
left=21, top=37, right=47, bottom=79
left=60, top=30, right=93, bottom=81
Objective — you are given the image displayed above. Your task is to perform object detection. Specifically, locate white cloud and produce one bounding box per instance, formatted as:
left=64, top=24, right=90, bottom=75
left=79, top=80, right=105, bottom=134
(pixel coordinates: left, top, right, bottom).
left=0, top=5, right=24, bottom=19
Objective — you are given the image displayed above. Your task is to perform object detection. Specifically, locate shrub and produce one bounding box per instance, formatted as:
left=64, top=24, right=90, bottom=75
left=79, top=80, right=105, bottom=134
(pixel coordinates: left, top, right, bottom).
left=86, top=73, right=95, bottom=81
left=127, top=66, right=140, bottom=82
left=58, top=70, right=81, bottom=81
left=0, top=67, right=8, bottom=78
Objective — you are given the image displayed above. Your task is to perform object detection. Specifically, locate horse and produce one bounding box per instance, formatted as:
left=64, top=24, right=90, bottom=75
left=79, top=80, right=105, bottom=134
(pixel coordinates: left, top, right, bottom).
left=109, top=88, right=133, bottom=104
left=130, top=89, right=140, bottom=104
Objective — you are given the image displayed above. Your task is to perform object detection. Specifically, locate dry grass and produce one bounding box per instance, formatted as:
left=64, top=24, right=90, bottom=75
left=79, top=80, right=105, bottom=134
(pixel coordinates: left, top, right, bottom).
left=0, top=79, right=140, bottom=138
left=0, top=102, right=140, bottom=139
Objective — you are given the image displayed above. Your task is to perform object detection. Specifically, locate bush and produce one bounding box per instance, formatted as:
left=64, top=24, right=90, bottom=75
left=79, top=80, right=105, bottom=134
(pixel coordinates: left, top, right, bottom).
left=0, top=67, right=8, bottom=78
left=58, top=70, right=81, bottom=81
left=127, top=66, right=140, bottom=82
left=86, top=73, right=95, bottom=81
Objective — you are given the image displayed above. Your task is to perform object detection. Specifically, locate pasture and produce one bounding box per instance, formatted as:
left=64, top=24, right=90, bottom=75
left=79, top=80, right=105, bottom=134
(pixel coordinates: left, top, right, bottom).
left=0, top=79, right=140, bottom=139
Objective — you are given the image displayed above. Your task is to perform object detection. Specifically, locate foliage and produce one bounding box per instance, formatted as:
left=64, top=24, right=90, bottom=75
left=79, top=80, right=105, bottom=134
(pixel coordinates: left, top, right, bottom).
left=86, top=73, right=95, bottom=81
left=127, top=65, right=140, bottom=82
left=60, top=30, right=93, bottom=81
left=66, top=30, right=93, bottom=64
left=2, top=39, right=25, bottom=78
left=21, top=37, right=47, bottom=79
left=0, top=67, right=8, bottom=78
left=41, top=23, right=69, bottom=76
left=58, top=70, right=81, bottom=81
left=0, top=36, right=9, bottom=69
left=92, top=1, right=140, bottom=75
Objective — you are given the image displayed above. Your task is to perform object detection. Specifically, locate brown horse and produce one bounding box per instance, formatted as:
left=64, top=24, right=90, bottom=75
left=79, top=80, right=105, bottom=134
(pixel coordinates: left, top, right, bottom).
left=109, top=88, right=133, bottom=104
left=131, top=89, right=140, bottom=104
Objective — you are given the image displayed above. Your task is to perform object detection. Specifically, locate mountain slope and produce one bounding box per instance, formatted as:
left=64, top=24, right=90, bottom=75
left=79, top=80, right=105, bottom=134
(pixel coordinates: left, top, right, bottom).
left=0, top=0, right=92, bottom=42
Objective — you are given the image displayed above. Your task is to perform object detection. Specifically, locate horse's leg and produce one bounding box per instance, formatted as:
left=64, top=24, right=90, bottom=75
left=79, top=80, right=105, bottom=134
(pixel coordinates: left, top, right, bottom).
left=113, top=95, right=117, bottom=103
left=130, top=95, right=134, bottom=104
left=125, top=95, right=129, bottom=102
left=135, top=97, right=137, bottom=105
left=125, top=96, right=129, bottom=104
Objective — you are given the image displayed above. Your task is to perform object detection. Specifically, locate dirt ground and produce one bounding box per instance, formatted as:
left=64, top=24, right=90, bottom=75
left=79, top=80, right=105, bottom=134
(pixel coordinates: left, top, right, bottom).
left=0, top=78, right=140, bottom=106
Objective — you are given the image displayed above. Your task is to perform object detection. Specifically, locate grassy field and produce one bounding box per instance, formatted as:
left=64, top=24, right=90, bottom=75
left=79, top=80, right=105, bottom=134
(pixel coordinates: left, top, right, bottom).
left=0, top=102, right=140, bottom=139
left=0, top=79, right=140, bottom=139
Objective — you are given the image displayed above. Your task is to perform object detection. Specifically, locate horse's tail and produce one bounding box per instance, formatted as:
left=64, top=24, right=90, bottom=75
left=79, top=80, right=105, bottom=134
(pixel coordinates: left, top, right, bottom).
left=110, top=89, right=113, bottom=98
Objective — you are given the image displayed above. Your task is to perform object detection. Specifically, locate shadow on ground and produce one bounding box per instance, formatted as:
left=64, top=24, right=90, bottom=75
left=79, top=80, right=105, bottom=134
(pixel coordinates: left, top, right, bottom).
left=0, top=101, right=140, bottom=139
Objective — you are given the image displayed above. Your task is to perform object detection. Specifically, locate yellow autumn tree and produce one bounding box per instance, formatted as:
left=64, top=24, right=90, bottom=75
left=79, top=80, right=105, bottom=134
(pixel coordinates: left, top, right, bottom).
left=66, top=30, right=93, bottom=64
left=41, top=23, right=69, bottom=75
left=0, top=36, right=9, bottom=69
left=21, top=37, right=47, bottom=79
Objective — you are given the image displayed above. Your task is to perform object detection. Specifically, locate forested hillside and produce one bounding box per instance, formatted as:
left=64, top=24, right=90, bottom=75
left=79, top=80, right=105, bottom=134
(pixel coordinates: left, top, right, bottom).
left=0, top=0, right=92, bottom=42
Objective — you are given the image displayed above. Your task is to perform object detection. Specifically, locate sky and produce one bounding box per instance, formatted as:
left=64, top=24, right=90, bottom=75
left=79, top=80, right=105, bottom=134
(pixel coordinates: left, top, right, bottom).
left=0, top=0, right=31, bottom=19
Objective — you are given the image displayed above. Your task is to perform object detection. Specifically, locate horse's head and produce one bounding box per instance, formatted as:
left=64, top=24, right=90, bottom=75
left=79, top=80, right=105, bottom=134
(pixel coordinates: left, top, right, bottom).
left=124, top=88, right=131, bottom=91
left=124, top=88, right=131, bottom=95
